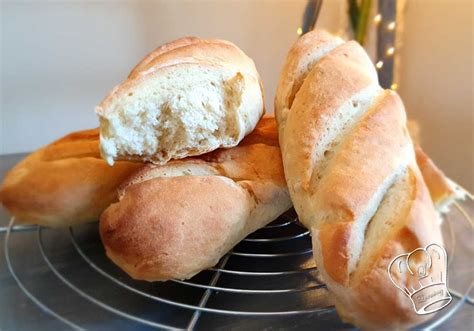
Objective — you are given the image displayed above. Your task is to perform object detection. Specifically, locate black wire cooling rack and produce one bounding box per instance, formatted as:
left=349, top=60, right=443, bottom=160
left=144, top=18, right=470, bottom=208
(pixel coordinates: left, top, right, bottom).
left=2, top=203, right=473, bottom=330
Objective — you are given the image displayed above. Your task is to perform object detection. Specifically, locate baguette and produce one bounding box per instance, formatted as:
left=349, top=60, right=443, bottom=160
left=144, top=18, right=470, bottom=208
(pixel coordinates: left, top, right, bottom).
left=0, top=129, right=142, bottom=227
left=414, top=145, right=465, bottom=213
left=96, top=37, right=264, bottom=165
left=99, top=117, right=292, bottom=281
left=275, top=30, right=454, bottom=329
left=0, top=122, right=451, bottom=232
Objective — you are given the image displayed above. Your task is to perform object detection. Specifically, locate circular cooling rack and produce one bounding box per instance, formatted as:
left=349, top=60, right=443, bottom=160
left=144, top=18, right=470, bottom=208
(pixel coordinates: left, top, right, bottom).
left=2, top=200, right=473, bottom=330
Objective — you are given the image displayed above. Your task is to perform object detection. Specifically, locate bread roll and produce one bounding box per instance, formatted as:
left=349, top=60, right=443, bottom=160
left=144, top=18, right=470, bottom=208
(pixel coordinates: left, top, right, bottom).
left=99, top=117, right=292, bottom=281
left=96, top=37, right=264, bottom=165
left=414, top=145, right=465, bottom=213
left=0, top=120, right=451, bottom=233
left=275, top=30, right=455, bottom=329
left=0, top=129, right=142, bottom=227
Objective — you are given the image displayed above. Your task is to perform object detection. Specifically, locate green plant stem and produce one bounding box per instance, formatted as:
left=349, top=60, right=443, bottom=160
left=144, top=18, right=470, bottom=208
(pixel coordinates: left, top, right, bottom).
left=348, top=0, right=360, bottom=33
left=355, top=0, right=372, bottom=46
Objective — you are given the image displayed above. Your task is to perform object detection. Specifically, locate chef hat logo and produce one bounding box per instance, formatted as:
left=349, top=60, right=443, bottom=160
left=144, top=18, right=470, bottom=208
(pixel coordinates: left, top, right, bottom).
left=388, top=243, right=452, bottom=315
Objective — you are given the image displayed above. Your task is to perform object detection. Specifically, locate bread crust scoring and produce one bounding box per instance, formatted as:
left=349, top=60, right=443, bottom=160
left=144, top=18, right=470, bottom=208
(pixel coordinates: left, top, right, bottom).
left=275, top=30, right=450, bottom=330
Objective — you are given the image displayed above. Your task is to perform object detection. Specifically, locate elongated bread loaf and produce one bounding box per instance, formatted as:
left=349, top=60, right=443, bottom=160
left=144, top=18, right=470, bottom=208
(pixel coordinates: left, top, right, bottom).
left=99, top=117, right=292, bottom=281
left=275, top=30, right=457, bottom=329
left=96, top=37, right=264, bottom=165
left=0, top=120, right=450, bottom=232
left=0, top=130, right=142, bottom=227
left=414, top=145, right=465, bottom=213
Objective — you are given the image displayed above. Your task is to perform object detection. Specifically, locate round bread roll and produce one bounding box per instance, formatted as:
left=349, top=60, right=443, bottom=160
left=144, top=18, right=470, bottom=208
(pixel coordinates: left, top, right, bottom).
left=96, top=37, right=264, bottom=165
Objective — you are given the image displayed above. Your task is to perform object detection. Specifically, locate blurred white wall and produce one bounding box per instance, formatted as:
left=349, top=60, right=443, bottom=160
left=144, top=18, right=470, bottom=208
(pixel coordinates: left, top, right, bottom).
left=1, top=0, right=472, bottom=189
left=397, top=0, right=473, bottom=190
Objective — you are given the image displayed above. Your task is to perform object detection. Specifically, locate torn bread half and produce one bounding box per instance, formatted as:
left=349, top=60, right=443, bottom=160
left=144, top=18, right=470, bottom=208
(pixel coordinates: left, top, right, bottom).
left=96, top=37, right=264, bottom=165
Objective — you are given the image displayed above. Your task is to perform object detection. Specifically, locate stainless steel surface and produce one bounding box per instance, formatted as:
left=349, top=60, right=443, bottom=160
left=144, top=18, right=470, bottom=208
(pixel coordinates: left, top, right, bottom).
left=1, top=153, right=473, bottom=330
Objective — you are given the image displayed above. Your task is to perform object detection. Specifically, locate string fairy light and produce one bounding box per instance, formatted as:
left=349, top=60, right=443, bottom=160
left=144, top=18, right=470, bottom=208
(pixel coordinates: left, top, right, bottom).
left=386, top=47, right=395, bottom=56
left=296, top=27, right=303, bottom=36
left=344, top=1, right=405, bottom=90
left=373, top=0, right=404, bottom=91
left=373, top=14, right=382, bottom=24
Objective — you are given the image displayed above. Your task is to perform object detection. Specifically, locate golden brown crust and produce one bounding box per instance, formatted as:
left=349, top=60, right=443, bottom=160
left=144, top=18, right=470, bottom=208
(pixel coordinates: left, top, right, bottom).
left=0, top=129, right=142, bottom=227
left=275, top=29, right=344, bottom=122
left=315, top=93, right=412, bottom=287
left=329, top=166, right=442, bottom=330
left=128, top=36, right=201, bottom=78
left=319, top=222, right=351, bottom=284
left=311, top=92, right=410, bottom=227
left=129, top=38, right=256, bottom=80
left=99, top=117, right=292, bottom=281
left=278, top=40, right=378, bottom=201
left=239, top=116, right=279, bottom=147
left=101, top=176, right=252, bottom=280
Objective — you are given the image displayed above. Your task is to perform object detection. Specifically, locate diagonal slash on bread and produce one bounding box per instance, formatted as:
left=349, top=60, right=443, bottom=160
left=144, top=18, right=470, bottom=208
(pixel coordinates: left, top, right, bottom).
left=275, top=30, right=464, bottom=330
